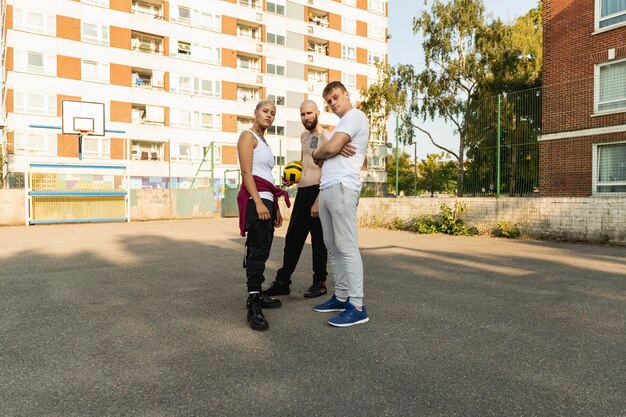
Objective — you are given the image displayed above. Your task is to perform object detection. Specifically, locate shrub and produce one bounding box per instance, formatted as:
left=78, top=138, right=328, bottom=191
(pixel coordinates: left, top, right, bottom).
left=493, top=221, right=521, bottom=238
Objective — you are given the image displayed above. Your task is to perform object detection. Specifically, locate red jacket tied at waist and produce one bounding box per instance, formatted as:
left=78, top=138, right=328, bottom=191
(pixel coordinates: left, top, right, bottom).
left=237, top=175, right=291, bottom=237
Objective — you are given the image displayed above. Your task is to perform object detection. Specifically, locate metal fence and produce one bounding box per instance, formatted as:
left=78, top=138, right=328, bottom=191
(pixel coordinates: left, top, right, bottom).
left=462, top=88, right=541, bottom=196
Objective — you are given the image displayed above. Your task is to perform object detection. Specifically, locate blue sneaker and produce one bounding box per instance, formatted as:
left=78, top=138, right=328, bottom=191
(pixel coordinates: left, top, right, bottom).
left=313, top=294, right=349, bottom=312
left=327, top=303, right=369, bottom=327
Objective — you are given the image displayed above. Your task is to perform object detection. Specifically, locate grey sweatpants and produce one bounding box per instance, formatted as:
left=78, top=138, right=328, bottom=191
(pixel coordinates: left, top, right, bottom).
left=318, top=182, right=364, bottom=307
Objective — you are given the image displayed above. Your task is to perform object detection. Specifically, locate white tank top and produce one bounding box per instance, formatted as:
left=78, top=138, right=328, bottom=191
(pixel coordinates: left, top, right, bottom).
left=248, top=130, right=275, bottom=201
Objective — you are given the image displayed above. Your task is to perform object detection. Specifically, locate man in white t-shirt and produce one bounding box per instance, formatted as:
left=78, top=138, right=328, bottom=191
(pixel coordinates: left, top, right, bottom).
left=310, top=81, right=370, bottom=327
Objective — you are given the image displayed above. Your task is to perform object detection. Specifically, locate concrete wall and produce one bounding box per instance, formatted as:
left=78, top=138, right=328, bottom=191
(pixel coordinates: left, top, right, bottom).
left=2, top=189, right=625, bottom=244
left=0, top=189, right=25, bottom=226
left=349, top=197, right=626, bottom=245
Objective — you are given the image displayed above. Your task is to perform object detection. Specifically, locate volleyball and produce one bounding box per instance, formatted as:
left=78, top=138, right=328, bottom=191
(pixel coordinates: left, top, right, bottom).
left=282, top=160, right=303, bottom=183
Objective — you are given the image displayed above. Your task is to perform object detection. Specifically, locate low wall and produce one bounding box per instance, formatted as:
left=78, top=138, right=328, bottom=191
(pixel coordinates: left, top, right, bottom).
left=2, top=189, right=624, bottom=244
left=350, top=197, right=626, bottom=245
left=130, top=189, right=215, bottom=221
left=0, top=189, right=25, bottom=226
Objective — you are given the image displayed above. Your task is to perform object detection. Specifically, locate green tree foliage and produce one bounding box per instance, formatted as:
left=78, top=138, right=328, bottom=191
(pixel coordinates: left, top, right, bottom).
left=418, top=153, right=458, bottom=196
left=361, top=0, right=542, bottom=197
left=386, top=148, right=416, bottom=196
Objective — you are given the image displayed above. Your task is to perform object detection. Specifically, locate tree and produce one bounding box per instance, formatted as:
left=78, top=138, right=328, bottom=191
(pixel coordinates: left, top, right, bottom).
left=418, top=153, right=458, bottom=196
left=386, top=148, right=415, bottom=196
left=362, top=0, right=543, bottom=197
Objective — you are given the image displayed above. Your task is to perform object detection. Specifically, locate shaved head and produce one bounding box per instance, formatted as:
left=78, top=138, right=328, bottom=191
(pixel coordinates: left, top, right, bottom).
left=300, top=100, right=319, bottom=112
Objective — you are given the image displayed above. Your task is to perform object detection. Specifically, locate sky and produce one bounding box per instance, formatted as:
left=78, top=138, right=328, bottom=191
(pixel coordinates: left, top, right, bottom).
left=386, top=0, right=539, bottom=158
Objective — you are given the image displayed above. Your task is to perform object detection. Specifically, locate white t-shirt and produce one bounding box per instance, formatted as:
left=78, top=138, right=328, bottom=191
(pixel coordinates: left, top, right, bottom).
left=319, top=108, right=370, bottom=192
left=249, top=130, right=275, bottom=201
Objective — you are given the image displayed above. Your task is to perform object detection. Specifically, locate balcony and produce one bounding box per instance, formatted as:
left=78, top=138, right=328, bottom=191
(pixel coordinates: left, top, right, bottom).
left=132, top=67, right=164, bottom=89
left=237, top=85, right=261, bottom=103
left=131, top=31, right=164, bottom=54
left=132, top=140, right=164, bottom=161
left=308, top=40, right=328, bottom=56
left=132, top=104, right=165, bottom=125
left=307, top=8, right=329, bottom=27
left=131, top=0, right=163, bottom=19
left=237, top=22, right=261, bottom=41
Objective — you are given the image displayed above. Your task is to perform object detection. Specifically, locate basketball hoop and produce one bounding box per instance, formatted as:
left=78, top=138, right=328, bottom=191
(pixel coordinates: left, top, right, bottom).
left=76, top=129, right=93, bottom=161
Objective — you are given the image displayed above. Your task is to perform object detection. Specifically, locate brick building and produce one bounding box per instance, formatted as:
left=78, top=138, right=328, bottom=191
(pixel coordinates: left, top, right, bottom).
left=1, top=0, right=388, bottom=194
left=540, top=0, right=626, bottom=196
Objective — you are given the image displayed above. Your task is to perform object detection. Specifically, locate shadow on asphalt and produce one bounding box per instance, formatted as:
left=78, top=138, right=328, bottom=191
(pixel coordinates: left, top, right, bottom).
left=1, top=229, right=625, bottom=417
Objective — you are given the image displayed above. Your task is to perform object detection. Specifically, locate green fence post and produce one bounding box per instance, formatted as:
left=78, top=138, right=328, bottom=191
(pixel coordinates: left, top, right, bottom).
left=496, top=94, right=501, bottom=197
left=395, top=113, right=399, bottom=197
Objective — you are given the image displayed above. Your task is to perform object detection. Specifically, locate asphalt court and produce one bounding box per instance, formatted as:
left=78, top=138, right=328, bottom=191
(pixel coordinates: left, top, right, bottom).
left=1, top=218, right=625, bottom=417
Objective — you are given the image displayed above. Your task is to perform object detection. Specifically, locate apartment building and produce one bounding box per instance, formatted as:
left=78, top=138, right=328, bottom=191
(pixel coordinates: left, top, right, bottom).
left=1, top=0, right=388, bottom=194
left=540, top=0, right=626, bottom=196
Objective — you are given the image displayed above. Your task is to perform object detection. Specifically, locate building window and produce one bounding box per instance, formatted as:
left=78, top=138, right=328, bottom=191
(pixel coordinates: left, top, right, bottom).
left=342, top=73, right=356, bottom=89
left=267, top=30, right=286, bottom=46
left=342, top=45, right=356, bottom=61
left=237, top=24, right=260, bottom=40
left=342, top=0, right=357, bottom=6
left=267, top=93, right=286, bottom=106
left=237, top=56, right=261, bottom=71
left=342, top=17, right=356, bottom=34
left=596, top=59, right=626, bottom=113
left=368, top=24, right=386, bottom=41
left=594, top=142, right=626, bottom=193
left=237, top=87, right=260, bottom=102
left=170, top=74, right=193, bottom=93
left=15, top=132, right=57, bottom=156
left=82, top=22, right=110, bottom=45
left=177, top=41, right=192, bottom=57
left=196, top=45, right=221, bottom=64
left=368, top=51, right=384, bottom=65
left=14, top=50, right=56, bottom=76
left=82, top=60, right=110, bottom=83
left=13, top=8, right=56, bottom=35
left=266, top=1, right=286, bottom=15
left=267, top=125, right=285, bottom=136
left=82, top=0, right=109, bottom=7
left=368, top=0, right=386, bottom=15
left=267, top=61, right=286, bottom=76
left=132, top=32, right=164, bottom=54
left=199, top=113, right=220, bottom=129
left=14, top=92, right=56, bottom=116
left=308, top=69, right=328, bottom=83
left=131, top=1, right=162, bottom=18
left=132, top=141, right=164, bottom=161
left=598, top=0, right=626, bottom=29
left=174, top=6, right=191, bottom=23
left=82, top=137, right=110, bottom=158
left=197, top=78, right=221, bottom=97
left=198, top=12, right=221, bottom=31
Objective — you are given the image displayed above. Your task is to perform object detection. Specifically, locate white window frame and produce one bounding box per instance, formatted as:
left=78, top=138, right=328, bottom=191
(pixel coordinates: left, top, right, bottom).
left=81, top=136, right=110, bottom=159
left=237, top=87, right=260, bottom=102
left=596, top=0, right=626, bottom=30
left=267, top=124, right=285, bottom=136
left=13, top=8, right=56, bottom=36
left=196, top=78, right=221, bottom=97
left=267, top=91, right=286, bottom=106
left=197, top=11, right=221, bottom=31
left=171, top=109, right=193, bottom=127
left=368, top=0, right=386, bottom=15
left=15, top=132, right=58, bottom=156
left=367, top=23, right=385, bottom=41
left=266, top=0, right=286, bottom=15
left=342, top=72, right=357, bottom=89
left=266, top=28, right=286, bottom=46
left=170, top=74, right=193, bottom=93
left=195, top=44, right=221, bottom=64
left=14, top=92, right=56, bottom=116
left=592, top=141, right=626, bottom=194
left=342, top=0, right=357, bottom=6
left=81, top=22, right=110, bottom=45
left=237, top=56, right=261, bottom=71
left=132, top=1, right=163, bottom=18
left=174, top=5, right=192, bottom=23
left=14, top=50, right=56, bottom=76
left=82, top=0, right=109, bottom=7
left=82, top=60, right=110, bottom=83
left=266, top=59, right=286, bottom=76
left=176, top=40, right=192, bottom=58
left=198, top=112, right=221, bottom=129
left=342, top=45, right=356, bottom=61
left=342, top=17, right=356, bottom=34
left=368, top=51, right=384, bottom=65
left=594, top=58, right=626, bottom=114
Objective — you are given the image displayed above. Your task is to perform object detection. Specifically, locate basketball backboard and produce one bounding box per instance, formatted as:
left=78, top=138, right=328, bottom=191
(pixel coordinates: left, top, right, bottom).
left=62, top=100, right=105, bottom=136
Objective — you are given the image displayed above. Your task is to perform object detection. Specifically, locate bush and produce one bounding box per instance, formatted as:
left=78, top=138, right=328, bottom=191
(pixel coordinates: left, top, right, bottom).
left=492, top=221, right=521, bottom=238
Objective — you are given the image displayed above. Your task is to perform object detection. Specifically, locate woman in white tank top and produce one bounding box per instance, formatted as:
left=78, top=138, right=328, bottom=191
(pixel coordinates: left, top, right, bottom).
left=237, top=100, right=285, bottom=331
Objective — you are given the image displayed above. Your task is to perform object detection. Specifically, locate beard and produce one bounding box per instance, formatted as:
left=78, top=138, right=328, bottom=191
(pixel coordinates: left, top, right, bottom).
left=303, top=116, right=318, bottom=131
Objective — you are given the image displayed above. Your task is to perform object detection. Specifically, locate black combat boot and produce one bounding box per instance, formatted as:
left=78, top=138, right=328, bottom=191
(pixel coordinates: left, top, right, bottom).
left=247, top=293, right=269, bottom=331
